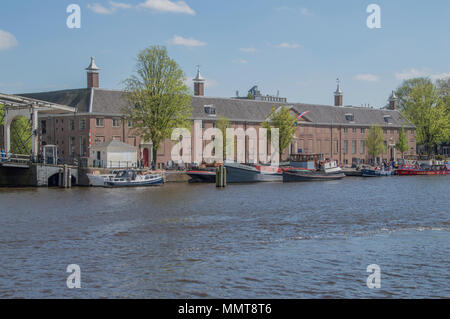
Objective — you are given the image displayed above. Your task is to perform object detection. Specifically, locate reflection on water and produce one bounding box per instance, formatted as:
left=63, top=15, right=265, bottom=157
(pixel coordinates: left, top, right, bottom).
left=0, top=176, right=449, bottom=298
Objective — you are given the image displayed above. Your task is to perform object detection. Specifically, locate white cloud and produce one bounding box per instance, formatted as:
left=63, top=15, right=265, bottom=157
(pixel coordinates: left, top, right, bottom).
left=277, top=42, right=301, bottom=49
left=168, top=35, right=206, bottom=48
left=138, top=0, right=195, bottom=15
left=430, top=72, right=450, bottom=80
left=88, top=3, right=114, bottom=14
left=0, top=30, right=18, bottom=50
left=88, top=2, right=132, bottom=14
left=395, top=68, right=428, bottom=80
left=300, top=8, right=313, bottom=16
left=240, top=47, right=257, bottom=53
left=355, top=74, right=379, bottom=82
left=276, top=6, right=313, bottom=16
left=233, top=59, right=248, bottom=64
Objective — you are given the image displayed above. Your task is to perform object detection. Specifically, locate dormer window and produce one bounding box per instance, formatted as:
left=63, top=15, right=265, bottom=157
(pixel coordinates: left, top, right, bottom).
left=204, top=105, right=216, bottom=116
left=384, top=115, right=392, bottom=124
left=345, top=113, right=354, bottom=122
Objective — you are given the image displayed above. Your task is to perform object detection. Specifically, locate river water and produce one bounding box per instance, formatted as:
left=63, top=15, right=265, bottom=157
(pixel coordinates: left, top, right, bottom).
left=0, top=176, right=449, bottom=298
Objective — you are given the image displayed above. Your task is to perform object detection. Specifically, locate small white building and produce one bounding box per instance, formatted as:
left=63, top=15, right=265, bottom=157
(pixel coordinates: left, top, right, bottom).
left=90, top=140, right=138, bottom=168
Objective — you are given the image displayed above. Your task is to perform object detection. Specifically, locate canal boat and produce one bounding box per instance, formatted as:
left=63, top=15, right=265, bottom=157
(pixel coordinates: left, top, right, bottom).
left=186, top=168, right=216, bottom=183
left=105, top=170, right=163, bottom=187
left=87, top=171, right=119, bottom=187
left=224, top=163, right=283, bottom=183
left=361, top=168, right=393, bottom=177
left=397, top=163, right=450, bottom=176
left=283, top=168, right=345, bottom=182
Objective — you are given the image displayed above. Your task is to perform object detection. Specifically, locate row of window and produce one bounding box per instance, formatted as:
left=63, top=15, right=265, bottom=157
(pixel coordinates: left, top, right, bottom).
left=41, top=118, right=134, bottom=133
left=95, top=118, right=133, bottom=128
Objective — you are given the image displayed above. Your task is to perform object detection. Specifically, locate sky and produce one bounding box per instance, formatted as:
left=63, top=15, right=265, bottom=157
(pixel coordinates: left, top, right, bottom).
left=0, top=0, right=449, bottom=108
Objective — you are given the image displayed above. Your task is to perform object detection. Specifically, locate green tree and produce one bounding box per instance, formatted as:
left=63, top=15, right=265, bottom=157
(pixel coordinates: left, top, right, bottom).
left=396, top=77, right=450, bottom=154
left=216, top=116, right=230, bottom=160
left=123, top=45, right=192, bottom=168
left=10, top=116, right=32, bottom=154
left=0, top=103, right=4, bottom=126
left=262, top=106, right=297, bottom=161
left=247, top=92, right=254, bottom=100
left=395, top=126, right=409, bottom=158
left=366, top=125, right=386, bottom=163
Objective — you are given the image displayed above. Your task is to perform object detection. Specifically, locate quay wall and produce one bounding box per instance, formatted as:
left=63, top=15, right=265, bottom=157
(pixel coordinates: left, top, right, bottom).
left=0, top=166, right=38, bottom=187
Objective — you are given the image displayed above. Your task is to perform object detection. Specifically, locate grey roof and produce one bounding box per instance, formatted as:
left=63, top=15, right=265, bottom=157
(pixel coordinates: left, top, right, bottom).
left=91, top=139, right=137, bottom=152
left=17, top=88, right=415, bottom=128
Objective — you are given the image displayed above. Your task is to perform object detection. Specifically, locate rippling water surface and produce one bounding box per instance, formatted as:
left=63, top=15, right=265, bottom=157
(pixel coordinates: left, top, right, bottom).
left=0, top=176, right=449, bottom=298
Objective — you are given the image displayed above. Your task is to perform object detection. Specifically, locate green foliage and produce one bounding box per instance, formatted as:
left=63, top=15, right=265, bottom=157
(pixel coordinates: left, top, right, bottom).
left=262, top=106, right=297, bottom=161
left=123, top=45, right=192, bottom=166
left=216, top=116, right=230, bottom=159
left=0, top=103, right=4, bottom=126
left=366, top=125, right=386, bottom=160
left=396, top=77, right=450, bottom=153
left=247, top=92, right=254, bottom=100
left=395, top=126, right=409, bottom=158
left=10, top=116, right=32, bottom=154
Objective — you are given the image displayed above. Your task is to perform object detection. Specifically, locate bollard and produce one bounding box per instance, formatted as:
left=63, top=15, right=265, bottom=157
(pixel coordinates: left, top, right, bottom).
left=216, top=165, right=227, bottom=187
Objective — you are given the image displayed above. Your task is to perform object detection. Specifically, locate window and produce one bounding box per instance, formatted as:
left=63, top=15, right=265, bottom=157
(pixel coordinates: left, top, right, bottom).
left=352, top=128, right=357, bottom=133
left=95, top=136, right=105, bottom=143
left=80, top=136, right=87, bottom=156
left=361, top=128, right=365, bottom=134
left=79, top=118, right=86, bottom=130
left=113, top=118, right=121, bottom=128
left=113, top=136, right=121, bottom=141
left=384, top=115, right=392, bottom=124
left=344, top=127, right=348, bottom=133
left=344, top=140, right=348, bottom=154
left=128, top=120, right=133, bottom=128
left=204, top=105, right=216, bottom=115
left=69, top=136, right=76, bottom=157
left=360, top=140, right=365, bottom=154
left=334, top=140, right=338, bottom=154
left=96, top=118, right=104, bottom=127
left=69, top=119, right=75, bottom=131
left=41, top=120, right=47, bottom=135
left=352, top=140, right=357, bottom=154
left=383, top=129, right=387, bottom=134
left=345, top=114, right=354, bottom=121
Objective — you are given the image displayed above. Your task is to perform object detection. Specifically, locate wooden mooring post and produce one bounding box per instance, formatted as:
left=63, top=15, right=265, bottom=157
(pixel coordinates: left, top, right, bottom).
left=58, top=165, right=72, bottom=188
left=216, top=165, right=227, bottom=187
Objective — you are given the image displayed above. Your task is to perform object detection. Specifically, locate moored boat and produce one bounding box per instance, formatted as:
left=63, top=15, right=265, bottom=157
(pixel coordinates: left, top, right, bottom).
left=397, top=163, right=449, bottom=176
left=224, top=163, right=283, bottom=183
left=361, top=168, right=393, bottom=177
left=186, top=168, right=216, bottom=183
left=105, top=170, right=163, bottom=187
left=283, top=169, right=345, bottom=182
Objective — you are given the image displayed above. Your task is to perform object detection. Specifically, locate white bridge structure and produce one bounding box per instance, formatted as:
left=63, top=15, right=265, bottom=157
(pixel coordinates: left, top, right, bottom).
left=0, top=93, right=78, bottom=186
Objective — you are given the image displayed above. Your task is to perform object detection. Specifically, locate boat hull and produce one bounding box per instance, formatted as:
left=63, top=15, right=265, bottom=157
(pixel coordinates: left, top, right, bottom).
left=397, top=169, right=449, bottom=176
left=225, top=164, right=282, bottom=183
left=105, top=177, right=163, bottom=187
left=187, top=171, right=216, bottom=183
left=283, top=171, right=345, bottom=182
left=361, top=169, right=393, bottom=177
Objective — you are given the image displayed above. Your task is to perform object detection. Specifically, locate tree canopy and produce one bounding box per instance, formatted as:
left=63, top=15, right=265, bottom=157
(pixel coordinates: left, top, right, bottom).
left=366, top=125, right=386, bottom=162
left=396, top=77, right=450, bottom=154
left=262, top=106, right=297, bottom=161
left=123, top=45, right=192, bottom=167
left=395, top=126, right=409, bottom=158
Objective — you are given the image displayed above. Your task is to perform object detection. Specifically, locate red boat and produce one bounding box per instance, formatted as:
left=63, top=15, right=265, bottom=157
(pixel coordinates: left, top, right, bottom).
left=397, top=164, right=450, bottom=176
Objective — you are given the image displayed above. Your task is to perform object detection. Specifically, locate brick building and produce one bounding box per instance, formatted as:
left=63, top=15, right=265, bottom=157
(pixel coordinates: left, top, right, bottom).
left=16, top=58, right=416, bottom=167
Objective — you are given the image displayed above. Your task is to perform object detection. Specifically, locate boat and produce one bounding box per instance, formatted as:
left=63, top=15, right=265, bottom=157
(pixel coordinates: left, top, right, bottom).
left=87, top=171, right=118, bottom=187
left=186, top=168, right=216, bottom=183
left=361, top=168, right=393, bottom=177
left=397, top=163, right=450, bottom=176
left=105, top=170, right=163, bottom=187
left=224, top=163, right=283, bottom=183
left=342, top=168, right=363, bottom=177
left=283, top=168, right=345, bottom=182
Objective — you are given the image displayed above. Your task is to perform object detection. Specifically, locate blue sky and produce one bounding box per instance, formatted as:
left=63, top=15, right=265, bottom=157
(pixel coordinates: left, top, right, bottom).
left=1, top=0, right=449, bottom=108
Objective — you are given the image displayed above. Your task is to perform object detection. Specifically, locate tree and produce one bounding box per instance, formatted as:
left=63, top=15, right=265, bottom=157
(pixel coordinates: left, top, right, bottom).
left=396, top=77, right=450, bottom=154
left=0, top=103, right=4, bottom=126
left=123, top=45, right=192, bottom=168
left=395, top=126, right=409, bottom=158
left=10, top=117, right=32, bottom=154
left=262, top=106, right=297, bottom=161
left=216, top=116, right=230, bottom=160
left=366, top=125, right=386, bottom=163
